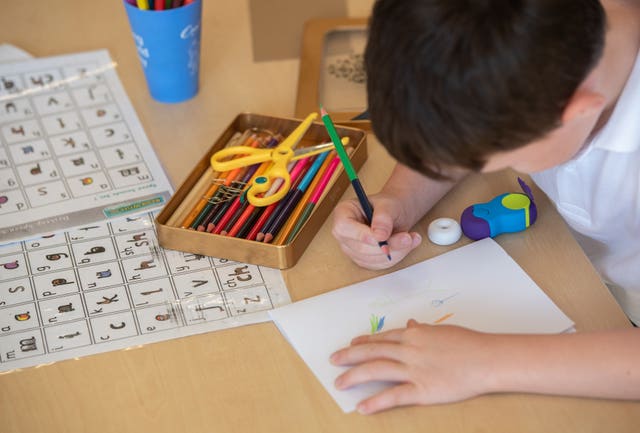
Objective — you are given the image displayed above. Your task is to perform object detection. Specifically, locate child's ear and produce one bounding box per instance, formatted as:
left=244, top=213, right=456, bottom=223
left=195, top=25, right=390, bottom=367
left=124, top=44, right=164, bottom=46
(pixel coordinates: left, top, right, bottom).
left=561, top=88, right=606, bottom=125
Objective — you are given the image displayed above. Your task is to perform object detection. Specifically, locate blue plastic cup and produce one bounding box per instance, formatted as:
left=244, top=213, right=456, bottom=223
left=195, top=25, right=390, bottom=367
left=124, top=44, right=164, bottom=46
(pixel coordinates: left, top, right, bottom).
left=123, top=0, right=202, bottom=103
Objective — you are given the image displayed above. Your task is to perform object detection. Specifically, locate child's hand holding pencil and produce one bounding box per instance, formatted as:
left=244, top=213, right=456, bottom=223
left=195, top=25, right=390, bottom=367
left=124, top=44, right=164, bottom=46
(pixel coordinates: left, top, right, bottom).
left=331, top=191, right=422, bottom=270
left=320, top=107, right=396, bottom=262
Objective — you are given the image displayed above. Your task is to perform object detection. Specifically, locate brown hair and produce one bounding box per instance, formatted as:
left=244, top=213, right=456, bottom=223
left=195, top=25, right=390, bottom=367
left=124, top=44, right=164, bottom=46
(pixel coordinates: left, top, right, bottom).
left=365, top=0, right=606, bottom=178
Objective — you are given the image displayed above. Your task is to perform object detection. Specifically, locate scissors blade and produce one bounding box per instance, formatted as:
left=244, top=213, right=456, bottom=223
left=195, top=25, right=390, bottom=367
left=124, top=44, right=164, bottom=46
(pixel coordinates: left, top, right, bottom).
left=291, top=142, right=335, bottom=158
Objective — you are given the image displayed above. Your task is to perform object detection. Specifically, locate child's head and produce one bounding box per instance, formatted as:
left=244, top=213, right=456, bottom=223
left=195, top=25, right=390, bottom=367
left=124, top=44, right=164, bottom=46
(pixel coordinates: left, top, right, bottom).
left=366, top=0, right=606, bottom=178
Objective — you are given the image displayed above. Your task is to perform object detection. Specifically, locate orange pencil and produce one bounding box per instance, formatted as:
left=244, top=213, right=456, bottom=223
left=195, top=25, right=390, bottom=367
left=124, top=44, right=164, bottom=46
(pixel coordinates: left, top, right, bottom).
left=226, top=203, right=258, bottom=237
left=191, top=134, right=264, bottom=231
left=181, top=131, right=252, bottom=228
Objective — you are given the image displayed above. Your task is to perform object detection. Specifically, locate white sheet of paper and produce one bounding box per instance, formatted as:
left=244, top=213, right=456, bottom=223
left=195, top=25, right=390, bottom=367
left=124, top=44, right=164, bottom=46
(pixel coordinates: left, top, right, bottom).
left=269, top=238, right=574, bottom=412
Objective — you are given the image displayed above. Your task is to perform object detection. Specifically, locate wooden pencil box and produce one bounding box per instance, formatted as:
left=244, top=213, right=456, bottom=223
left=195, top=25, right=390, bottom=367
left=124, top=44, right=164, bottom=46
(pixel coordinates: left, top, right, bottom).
left=155, top=113, right=368, bottom=269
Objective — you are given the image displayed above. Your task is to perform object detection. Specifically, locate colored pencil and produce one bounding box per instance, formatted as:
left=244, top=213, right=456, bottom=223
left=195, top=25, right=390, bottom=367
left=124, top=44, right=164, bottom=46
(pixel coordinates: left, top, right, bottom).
left=257, top=156, right=314, bottom=242
left=251, top=158, right=310, bottom=242
left=191, top=133, right=260, bottom=230
left=263, top=151, right=331, bottom=243
left=185, top=131, right=253, bottom=229
left=285, top=155, right=341, bottom=243
left=224, top=160, right=288, bottom=238
left=137, top=0, right=150, bottom=10
left=211, top=158, right=273, bottom=235
left=239, top=161, right=294, bottom=240
left=225, top=201, right=258, bottom=237
left=208, top=135, right=281, bottom=234
left=218, top=201, right=249, bottom=235
left=180, top=132, right=246, bottom=228
left=320, top=106, right=391, bottom=260
left=236, top=207, right=263, bottom=238
left=274, top=151, right=335, bottom=244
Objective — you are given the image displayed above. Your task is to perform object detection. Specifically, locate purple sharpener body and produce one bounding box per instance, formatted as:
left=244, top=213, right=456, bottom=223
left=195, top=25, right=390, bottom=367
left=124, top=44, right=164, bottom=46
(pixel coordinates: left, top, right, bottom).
left=459, top=178, right=538, bottom=241
left=460, top=206, right=491, bottom=240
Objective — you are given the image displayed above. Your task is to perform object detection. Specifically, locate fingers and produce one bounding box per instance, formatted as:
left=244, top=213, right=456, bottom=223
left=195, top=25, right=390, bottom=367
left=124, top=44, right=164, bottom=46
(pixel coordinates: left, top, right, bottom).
left=407, top=318, right=421, bottom=327
left=330, top=341, right=408, bottom=367
left=356, top=383, right=418, bottom=414
left=332, top=197, right=423, bottom=269
left=332, top=199, right=374, bottom=242
left=347, top=319, right=424, bottom=345
left=370, top=210, right=394, bottom=243
left=334, top=359, right=409, bottom=391
left=338, top=231, right=422, bottom=270
left=350, top=328, right=406, bottom=345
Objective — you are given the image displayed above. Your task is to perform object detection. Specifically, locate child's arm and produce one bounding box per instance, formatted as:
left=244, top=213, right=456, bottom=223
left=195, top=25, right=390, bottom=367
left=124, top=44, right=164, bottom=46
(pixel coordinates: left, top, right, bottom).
left=331, top=163, right=465, bottom=269
left=330, top=321, right=640, bottom=414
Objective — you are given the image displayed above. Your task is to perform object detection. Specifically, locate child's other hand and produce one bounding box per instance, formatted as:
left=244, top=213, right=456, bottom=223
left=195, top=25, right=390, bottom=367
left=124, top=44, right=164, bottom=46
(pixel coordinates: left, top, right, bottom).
left=331, top=194, right=422, bottom=269
left=330, top=320, right=492, bottom=414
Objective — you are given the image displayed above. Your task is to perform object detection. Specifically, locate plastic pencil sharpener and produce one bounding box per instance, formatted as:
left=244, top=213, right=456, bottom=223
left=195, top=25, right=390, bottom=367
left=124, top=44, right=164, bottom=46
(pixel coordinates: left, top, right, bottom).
left=460, top=177, right=537, bottom=240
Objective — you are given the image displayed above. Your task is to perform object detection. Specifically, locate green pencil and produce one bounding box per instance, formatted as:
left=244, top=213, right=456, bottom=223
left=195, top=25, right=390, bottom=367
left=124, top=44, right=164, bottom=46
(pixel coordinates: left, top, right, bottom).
left=320, top=106, right=391, bottom=260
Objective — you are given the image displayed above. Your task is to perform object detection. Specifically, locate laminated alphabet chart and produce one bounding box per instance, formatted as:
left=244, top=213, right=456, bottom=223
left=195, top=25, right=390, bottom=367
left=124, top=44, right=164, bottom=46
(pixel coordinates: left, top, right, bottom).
left=0, top=211, right=291, bottom=372
left=0, top=49, right=173, bottom=244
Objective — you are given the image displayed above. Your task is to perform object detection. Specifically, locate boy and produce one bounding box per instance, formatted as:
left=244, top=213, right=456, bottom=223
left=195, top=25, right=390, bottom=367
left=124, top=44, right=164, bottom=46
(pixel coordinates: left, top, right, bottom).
left=330, top=0, right=640, bottom=414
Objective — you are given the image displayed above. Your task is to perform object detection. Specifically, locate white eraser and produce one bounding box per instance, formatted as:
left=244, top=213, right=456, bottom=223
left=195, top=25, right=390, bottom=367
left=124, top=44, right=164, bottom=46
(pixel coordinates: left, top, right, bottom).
left=428, top=217, right=462, bottom=246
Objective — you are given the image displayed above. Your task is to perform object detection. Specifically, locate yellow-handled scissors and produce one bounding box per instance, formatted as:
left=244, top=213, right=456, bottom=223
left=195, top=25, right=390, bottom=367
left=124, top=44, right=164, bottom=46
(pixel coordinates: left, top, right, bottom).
left=210, top=112, right=349, bottom=207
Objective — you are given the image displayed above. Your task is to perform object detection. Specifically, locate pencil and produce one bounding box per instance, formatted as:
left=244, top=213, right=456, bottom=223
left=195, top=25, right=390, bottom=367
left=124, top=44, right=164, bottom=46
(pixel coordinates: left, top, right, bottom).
left=274, top=151, right=335, bottom=244
left=236, top=207, right=263, bottom=238
left=252, top=158, right=310, bottom=241
left=192, top=133, right=265, bottom=230
left=263, top=151, right=331, bottom=243
left=209, top=135, right=281, bottom=234
left=285, top=155, right=341, bottom=244
left=226, top=201, right=259, bottom=237
left=187, top=131, right=255, bottom=229
left=242, top=162, right=294, bottom=240
left=257, top=157, right=312, bottom=242
left=180, top=131, right=246, bottom=228
left=196, top=170, right=246, bottom=231
left=320, top=106, right=391, bottom=260
left=212, top=158, right=273, bottom=235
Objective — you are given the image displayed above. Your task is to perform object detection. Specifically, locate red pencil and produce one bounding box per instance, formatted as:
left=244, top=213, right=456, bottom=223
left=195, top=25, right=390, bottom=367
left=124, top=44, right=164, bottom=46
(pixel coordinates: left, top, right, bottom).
left=211, top=154, right=273, bottom=235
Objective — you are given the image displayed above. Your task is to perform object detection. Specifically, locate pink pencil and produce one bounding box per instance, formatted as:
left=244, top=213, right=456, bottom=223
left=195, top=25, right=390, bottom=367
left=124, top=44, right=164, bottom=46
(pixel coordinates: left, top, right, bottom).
left=284, top=156, right=341, bottom=244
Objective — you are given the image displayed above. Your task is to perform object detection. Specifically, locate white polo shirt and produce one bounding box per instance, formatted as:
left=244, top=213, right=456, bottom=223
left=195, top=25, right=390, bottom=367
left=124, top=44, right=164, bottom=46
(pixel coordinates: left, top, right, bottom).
left=531, top=49, right=640, bottom=324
